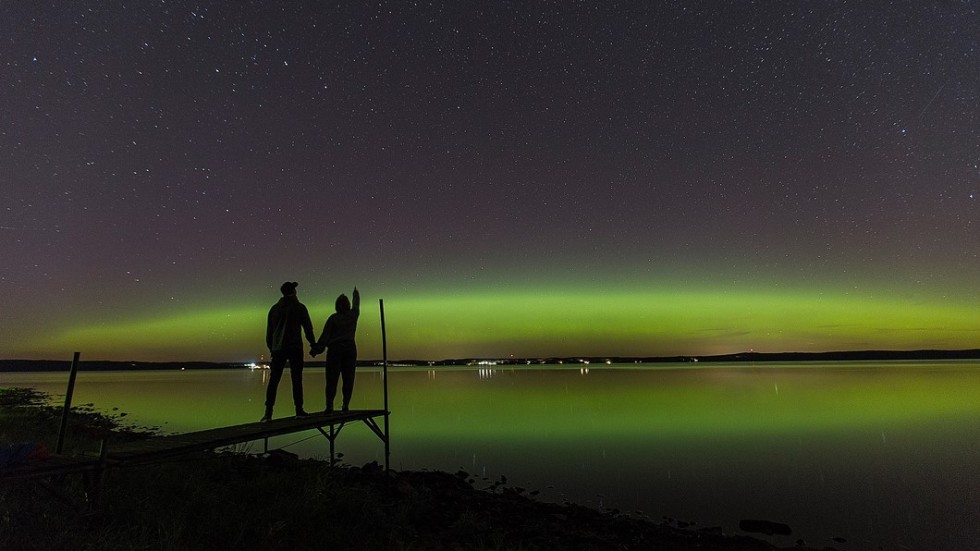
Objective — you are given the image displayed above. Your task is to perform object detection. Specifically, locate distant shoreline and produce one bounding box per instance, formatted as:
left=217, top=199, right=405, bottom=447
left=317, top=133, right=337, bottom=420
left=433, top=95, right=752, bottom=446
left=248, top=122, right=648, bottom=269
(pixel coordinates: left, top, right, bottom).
left=2, top=349, right=979, bottom=372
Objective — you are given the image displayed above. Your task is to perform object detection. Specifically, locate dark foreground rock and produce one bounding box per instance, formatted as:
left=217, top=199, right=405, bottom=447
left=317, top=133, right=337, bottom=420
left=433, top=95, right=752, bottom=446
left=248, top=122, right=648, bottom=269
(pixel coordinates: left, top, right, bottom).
left=1, top=452, right=815, bottom=551
left=1, top=387, right=812, bottom=550
left=364, top=464, right=804, bottom=550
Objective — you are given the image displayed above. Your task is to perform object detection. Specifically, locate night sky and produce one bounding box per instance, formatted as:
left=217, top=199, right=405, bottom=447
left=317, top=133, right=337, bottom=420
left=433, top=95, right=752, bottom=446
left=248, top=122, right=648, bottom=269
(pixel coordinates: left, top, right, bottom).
left=2, top=1, right=977, bottom=362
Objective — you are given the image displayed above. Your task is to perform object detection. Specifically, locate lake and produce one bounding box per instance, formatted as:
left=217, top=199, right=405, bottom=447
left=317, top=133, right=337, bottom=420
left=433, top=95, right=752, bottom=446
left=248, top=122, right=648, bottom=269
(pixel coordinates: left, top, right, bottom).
left=4, top=361, right=978, bottom=550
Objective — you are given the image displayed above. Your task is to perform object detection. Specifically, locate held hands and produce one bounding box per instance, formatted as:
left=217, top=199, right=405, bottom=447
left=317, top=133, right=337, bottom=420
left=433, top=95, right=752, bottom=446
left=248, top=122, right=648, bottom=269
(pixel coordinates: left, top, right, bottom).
left=310, top=343, right=326, bottom=357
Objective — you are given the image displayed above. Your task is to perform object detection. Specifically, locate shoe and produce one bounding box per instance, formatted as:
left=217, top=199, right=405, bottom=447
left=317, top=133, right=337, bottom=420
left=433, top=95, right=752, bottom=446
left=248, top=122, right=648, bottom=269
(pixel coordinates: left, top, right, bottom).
left=341, top=405, right=350, bottom=412
left=295, top=409, right=311, bottom=418
left=260, top=414, right=272, bottom=423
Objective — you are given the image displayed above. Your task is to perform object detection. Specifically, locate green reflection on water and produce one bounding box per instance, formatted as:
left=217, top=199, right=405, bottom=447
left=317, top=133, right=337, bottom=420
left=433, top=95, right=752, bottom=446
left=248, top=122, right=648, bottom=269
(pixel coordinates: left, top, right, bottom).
left=5, top=362, right=978, bottom=439
left=369, top=363, right=978, bottom=550
left=390, top=363, right=980, bottom=441
left=4, top=362, right=978, bottom=548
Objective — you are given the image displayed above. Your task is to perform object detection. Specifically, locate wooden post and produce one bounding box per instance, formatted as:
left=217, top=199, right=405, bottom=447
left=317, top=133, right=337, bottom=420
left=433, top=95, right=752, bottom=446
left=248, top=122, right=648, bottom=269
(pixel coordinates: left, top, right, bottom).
left=380, top=299, right=390, bottom=473
left=87, top=437, right=110, bottom=512
left=56, top=352, right=81, bottom=454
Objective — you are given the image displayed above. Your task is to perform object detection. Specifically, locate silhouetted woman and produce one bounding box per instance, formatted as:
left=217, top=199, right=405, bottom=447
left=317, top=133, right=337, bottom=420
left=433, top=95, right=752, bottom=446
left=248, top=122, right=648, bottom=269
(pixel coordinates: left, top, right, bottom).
left=313, top=287, right=360, bottom=412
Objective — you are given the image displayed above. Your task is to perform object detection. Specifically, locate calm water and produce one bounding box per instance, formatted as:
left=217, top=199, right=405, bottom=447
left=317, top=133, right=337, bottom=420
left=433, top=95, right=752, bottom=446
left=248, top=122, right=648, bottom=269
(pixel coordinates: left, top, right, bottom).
left=4, top=361, right=978, bottom=550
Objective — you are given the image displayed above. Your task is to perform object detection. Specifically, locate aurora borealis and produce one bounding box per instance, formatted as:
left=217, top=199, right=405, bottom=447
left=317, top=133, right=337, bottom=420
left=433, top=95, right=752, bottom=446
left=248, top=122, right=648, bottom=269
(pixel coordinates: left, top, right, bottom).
left=2, top=2, right=978, bottom=362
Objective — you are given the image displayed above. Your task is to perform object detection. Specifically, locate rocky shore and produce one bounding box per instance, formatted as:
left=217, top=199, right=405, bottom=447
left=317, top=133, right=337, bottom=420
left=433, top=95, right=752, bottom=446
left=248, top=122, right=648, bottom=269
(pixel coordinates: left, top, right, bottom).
left=1, top=387, right=820, bottom=550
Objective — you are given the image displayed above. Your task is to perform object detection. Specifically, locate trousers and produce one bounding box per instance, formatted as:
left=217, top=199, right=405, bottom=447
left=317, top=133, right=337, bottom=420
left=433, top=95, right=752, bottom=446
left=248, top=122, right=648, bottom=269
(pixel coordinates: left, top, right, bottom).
left=325, top=342, right=357, bottom=409
left=265, top=348, right=304, bottom=410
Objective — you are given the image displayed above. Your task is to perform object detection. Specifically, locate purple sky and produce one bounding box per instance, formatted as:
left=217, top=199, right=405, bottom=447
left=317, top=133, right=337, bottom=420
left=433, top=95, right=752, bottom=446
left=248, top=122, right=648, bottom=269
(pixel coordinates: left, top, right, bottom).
left=2, top=2, right=978, bottom=361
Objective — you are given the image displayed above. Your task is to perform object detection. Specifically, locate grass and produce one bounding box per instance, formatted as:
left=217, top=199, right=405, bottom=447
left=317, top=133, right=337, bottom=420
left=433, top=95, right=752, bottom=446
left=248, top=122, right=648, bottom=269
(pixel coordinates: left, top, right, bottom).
left=0, top=387, right=801, bottom=551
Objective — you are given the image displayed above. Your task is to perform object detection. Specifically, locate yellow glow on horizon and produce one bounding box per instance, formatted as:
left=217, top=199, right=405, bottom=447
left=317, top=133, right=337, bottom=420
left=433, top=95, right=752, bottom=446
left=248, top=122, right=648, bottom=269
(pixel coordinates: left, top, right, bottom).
left=16, top=285, right=979, bottom=362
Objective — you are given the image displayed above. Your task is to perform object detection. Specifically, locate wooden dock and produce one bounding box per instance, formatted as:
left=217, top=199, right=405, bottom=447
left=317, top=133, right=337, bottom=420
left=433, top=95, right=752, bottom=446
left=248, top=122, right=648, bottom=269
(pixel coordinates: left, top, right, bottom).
left=109, top=409, right=389, bottom=465
left=1, top=409, right=391, bottom=512
left=2, top=409, right=389, bottom=481
left=3, top=298, right=395, bottom=510
left=0, top=453, right=105, bottom=482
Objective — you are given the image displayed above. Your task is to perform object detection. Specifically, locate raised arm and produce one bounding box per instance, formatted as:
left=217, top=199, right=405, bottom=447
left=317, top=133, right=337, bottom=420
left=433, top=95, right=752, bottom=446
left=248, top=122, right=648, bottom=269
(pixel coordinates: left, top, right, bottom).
left=352, top=286, right=360, bottom=313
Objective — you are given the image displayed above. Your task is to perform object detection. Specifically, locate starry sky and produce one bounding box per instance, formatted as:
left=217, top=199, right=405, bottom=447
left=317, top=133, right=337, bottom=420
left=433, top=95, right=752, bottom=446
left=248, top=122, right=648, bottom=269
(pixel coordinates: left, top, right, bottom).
left=2, top=1, right=978, bottom=362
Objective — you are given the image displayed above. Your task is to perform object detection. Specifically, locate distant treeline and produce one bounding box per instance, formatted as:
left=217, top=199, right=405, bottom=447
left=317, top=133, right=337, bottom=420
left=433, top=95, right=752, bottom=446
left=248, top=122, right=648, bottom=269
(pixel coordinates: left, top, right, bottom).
left=2, top=349, right=978, bottom=372
left=697, top=349, right=980, bottom=363
left=403, top=349, right=980, bottom=367
left=0, top=360, right=245, bottom=372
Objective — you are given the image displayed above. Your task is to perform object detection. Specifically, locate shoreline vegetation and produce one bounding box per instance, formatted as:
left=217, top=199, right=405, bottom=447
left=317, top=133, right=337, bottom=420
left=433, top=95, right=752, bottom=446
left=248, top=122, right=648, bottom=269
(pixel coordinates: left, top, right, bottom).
left=0, top=388, right=815, bottom=550
left=2, top=348, right=979, bottom=372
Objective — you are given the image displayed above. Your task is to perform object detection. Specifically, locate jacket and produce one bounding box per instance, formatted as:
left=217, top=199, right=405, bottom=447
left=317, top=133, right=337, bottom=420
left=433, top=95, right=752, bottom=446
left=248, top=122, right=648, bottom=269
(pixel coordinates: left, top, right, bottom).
left=316, top=288, right=360, bottom=348
left=266, top=296, right=316, bottom=352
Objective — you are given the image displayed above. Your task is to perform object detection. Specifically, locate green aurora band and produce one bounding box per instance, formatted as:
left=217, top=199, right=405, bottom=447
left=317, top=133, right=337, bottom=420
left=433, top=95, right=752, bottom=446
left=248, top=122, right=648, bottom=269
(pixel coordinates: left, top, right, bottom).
left=17, top=285, right=980, bottom=362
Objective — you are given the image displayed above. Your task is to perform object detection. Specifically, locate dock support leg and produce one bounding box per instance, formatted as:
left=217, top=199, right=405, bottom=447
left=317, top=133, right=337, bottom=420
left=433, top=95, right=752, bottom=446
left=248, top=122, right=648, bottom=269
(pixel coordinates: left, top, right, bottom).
left=83, top=438, right=109, bottom=514
left=316, top=423, right=346, bottom=467
left=57, top=352, right=81, bottom=454
left=384, top=412, right=390, bottom=473
left=379, top=299, right=390, bottom=474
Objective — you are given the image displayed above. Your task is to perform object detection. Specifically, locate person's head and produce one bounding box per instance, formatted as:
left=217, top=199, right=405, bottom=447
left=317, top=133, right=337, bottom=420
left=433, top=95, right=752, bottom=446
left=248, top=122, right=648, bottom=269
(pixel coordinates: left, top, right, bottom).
left=280, top=281, right=298, bottom=296
left=335, top=293, right=351, bottom=313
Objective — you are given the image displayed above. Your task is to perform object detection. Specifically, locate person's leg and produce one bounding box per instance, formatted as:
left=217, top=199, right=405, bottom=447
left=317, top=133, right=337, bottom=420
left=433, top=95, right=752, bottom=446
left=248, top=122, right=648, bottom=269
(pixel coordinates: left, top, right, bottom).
left=264, top=351, right=287, bottom=419
left=288, top=348, right=305, bottom=414
left=324, top=349, right=341, bottom=412
left=340, top=345, right=357, bottom=411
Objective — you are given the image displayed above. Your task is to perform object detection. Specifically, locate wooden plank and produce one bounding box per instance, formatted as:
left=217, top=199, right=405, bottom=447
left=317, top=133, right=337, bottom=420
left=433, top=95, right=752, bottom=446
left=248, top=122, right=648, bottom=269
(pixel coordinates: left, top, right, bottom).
left=1, top=409, right=388, bottom=480
left=0, top=454, right=102, bottom=481
left=107, top=409, right=388, bottom=464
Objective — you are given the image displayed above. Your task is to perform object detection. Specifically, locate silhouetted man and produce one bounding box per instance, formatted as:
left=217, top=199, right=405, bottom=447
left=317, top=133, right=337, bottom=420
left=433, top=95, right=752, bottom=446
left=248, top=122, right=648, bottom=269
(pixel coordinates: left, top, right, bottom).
left=312, top=286, right=360, bottom=412
left=263, top=281, right=317, bottom=422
